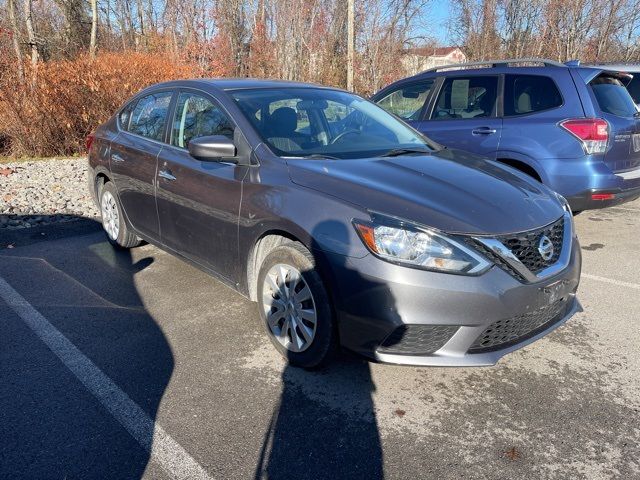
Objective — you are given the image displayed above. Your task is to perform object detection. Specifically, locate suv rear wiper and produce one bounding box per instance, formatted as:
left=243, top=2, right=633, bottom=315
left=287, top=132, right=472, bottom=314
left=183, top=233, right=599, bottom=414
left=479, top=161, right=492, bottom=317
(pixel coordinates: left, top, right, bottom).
left=380, top=148, right=431, bottom=157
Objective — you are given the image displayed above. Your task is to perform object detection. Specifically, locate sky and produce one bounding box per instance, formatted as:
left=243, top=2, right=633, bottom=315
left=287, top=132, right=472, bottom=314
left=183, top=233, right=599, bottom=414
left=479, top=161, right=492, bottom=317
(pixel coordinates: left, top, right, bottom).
left=421, top=0, right=453, bottom=44
left=431, top=0, right=451, bottom=45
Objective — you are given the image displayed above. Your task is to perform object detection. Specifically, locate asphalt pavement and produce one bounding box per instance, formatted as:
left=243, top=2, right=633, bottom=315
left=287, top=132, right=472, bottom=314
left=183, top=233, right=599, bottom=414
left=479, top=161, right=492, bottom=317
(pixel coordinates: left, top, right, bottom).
left=1, top=199, right=639, bottom=479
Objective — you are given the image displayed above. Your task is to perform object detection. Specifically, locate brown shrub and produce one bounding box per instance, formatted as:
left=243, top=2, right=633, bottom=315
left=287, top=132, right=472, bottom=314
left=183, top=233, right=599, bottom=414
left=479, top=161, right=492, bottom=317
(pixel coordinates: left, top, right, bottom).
left=0, top=52, right=202, bottom=157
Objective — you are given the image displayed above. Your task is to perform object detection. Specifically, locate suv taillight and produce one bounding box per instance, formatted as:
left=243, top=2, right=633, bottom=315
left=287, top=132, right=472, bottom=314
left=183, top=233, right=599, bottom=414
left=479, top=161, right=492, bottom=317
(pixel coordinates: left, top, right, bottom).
left=559, top=118, right=608, bottom=154
left=86, top=133, right=95, bottom=153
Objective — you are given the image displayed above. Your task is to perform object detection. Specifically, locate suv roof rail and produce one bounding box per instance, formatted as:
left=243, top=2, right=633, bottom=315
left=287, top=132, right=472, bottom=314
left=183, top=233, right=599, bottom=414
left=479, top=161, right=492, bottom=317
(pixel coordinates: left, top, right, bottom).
left=421, top=58, right=566, bottom=73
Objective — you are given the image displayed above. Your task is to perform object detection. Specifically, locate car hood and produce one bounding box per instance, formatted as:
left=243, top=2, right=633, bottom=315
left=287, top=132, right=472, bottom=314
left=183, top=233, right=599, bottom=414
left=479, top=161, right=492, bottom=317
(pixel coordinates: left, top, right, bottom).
left=286, top=149, right=564, bottom=235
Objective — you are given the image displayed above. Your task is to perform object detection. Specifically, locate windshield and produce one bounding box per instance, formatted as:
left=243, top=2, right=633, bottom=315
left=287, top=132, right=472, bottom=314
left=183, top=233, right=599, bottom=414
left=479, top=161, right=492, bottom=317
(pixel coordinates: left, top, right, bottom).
left=230, top=87, right=436, bottom=159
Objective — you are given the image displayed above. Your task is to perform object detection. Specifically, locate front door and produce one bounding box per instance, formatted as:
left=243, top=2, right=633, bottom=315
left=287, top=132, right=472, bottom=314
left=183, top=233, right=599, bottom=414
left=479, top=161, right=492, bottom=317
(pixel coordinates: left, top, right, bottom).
left=417, top=75, right=502, bottom=158
left=156, top=90, right=243, bottom=281
left=110, top=90, right=173, bottom=239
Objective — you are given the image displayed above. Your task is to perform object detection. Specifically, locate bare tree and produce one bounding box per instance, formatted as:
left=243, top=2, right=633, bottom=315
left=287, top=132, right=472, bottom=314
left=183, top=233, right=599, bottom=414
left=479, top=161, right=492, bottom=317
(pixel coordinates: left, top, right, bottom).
left=90, top=0, right=98, bottom=58
left=23, top=0, right=39, bottom=83
left=8, top=0, right=24, bottom=81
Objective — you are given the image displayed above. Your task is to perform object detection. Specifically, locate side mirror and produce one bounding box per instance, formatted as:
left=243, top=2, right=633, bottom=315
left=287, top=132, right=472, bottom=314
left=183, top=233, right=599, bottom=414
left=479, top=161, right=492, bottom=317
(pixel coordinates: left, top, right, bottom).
left=188, top=135, right=237, bottom=162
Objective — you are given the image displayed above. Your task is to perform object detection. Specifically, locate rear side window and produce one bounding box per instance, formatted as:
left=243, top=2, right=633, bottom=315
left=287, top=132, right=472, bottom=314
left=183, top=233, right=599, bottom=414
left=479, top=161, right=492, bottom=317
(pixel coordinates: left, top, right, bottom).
left=625, top=76, right=640, bottom=104
left=129, top=92, right=173, bottom=141
left=431, top=76, right=498, bottom=120
left=504, top=75, right=563, bottom=116
left=171, top=92, right=234, bottom=148
left=118, top=103, right=134, bottom=130
left=590, top=75, right=638, bottom=117
left=376, top=81, right=434, bottom=120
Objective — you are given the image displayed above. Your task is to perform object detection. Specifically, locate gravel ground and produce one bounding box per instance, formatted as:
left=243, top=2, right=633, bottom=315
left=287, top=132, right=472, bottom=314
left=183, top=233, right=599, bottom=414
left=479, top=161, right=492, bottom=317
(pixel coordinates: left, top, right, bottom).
left=0, top=158, right=98, bottom=229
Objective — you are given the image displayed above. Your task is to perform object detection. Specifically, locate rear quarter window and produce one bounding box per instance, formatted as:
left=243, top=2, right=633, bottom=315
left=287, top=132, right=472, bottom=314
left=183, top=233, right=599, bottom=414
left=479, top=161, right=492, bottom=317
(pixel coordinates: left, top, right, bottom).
left=590, top=75, right=638, bottom=117
left=118, top=103, right=134, bottom=130
left=504, top=75, right=563, bottom=116
left=626, top=75, right=640, bottom=104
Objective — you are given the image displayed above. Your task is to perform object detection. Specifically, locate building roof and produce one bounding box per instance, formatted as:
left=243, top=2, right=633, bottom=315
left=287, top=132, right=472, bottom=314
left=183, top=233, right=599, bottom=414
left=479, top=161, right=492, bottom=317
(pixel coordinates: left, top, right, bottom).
left=404, top=46, right=462, bottom=57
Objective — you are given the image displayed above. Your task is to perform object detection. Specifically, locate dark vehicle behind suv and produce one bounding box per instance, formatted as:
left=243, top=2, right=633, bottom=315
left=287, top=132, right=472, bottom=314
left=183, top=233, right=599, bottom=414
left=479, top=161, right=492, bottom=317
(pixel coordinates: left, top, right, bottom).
left=373, top=59, right=640, bottom=211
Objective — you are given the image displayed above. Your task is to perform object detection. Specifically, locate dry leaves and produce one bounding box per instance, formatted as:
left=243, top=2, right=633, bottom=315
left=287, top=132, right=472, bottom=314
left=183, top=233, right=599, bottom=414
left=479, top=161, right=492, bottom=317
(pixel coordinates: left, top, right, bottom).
left=504, top=447, right=521, bottom=461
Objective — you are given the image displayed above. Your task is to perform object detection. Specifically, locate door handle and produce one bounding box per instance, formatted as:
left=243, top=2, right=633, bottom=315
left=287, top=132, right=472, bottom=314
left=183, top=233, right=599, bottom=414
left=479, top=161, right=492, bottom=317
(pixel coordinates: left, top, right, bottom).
left=472, top=127, right=497, bottom=135
left=111, top=153, right=125, bottom=162
left=158, top=169, right=176, bottom=181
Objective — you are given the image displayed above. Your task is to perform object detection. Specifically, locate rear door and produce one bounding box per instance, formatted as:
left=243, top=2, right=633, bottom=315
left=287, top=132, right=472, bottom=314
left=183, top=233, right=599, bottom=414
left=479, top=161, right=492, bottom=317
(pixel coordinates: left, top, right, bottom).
left=110, top=90, right=173, bottom=239
left=419, top=75, right=502, bottom=158
left=156, top=89, right=244, bottom=281
left=589, top=74, right=640, bottom=173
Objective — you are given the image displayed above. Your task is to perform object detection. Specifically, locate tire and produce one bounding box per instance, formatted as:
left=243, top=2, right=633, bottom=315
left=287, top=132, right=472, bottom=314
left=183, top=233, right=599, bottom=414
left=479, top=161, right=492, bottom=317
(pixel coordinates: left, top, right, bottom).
left=98, top=181, right=141, bottom=249
left=257, top=242, right=336, bottom=368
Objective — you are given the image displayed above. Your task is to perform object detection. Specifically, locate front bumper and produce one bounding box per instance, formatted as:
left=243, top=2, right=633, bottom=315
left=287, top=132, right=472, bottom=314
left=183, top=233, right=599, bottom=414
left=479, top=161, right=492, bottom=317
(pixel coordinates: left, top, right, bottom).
left=324, top=235, right=581, bottom=367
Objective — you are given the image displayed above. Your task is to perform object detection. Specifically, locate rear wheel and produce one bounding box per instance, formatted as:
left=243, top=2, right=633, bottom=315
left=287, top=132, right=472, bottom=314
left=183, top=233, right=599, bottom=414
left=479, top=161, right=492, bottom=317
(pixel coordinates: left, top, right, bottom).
left=257, top=242, right=336, bottom=368
left=99, top=181, right=140, bottom=249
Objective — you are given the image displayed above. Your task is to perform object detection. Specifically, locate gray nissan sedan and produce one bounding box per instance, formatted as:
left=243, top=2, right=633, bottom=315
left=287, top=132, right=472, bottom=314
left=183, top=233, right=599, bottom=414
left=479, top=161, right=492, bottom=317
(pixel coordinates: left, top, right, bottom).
left=87, top=79, right=581, bottom=368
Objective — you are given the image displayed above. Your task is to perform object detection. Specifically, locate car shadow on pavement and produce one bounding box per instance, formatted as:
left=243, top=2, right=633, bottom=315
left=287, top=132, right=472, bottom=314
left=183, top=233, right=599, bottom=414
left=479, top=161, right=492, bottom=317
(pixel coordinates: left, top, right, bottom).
left=0, top=216, right=171, bottom=479
left=255, top=221, right=391, bottom=480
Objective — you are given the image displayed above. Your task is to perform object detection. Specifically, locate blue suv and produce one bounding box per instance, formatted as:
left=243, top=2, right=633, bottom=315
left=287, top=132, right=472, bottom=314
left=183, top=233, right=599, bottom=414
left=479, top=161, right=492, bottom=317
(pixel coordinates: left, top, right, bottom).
left=372, top=59, right=640, bottom=211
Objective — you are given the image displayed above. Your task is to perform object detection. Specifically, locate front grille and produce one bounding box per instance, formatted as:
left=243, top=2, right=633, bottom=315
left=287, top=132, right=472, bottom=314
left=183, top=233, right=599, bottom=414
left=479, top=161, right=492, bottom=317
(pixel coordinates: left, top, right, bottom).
left=497, top=217, right=564, bottom=274
left=378, top=325, right=458, bottom=356
left=469, top=298, right=568, bottom=353
left=468, top=240, right=527, bottom=282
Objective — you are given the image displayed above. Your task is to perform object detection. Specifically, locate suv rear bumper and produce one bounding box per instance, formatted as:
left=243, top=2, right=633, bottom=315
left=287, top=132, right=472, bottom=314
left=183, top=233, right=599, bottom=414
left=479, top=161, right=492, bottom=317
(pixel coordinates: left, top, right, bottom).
left=566, top=184, right=640, bottom=211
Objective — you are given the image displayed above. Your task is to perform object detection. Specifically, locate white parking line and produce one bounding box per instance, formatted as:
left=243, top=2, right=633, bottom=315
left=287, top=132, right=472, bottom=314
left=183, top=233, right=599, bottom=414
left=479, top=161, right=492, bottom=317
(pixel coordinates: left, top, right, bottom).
left=582, top=273, right=640, bottom=290
left=0, top=275, right=212, bottom=480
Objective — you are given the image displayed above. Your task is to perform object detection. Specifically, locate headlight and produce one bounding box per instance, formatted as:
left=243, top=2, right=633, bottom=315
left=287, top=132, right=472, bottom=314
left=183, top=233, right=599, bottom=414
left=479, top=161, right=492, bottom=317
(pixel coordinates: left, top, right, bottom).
left=353, top=214, right=491, bottom=274
left=555, top=192, right=572, bottom=213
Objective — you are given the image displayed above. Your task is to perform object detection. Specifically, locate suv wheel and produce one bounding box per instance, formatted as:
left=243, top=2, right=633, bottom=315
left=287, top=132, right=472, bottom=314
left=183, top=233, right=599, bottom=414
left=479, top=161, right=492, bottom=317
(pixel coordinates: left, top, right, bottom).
left=257, top=242, right=336, bottom=368
left=99, top=181, right=140, bottom=249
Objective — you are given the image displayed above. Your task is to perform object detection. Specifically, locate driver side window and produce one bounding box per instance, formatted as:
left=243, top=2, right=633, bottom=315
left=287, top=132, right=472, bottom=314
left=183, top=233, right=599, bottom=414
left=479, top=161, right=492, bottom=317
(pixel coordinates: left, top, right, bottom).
left=376, top=81, right=433, bottom=120
left=171, top=92, right=234, bottom=148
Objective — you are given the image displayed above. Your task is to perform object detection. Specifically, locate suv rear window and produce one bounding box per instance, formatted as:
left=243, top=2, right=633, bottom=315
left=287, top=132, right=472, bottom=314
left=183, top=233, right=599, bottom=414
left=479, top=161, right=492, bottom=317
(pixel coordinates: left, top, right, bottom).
left=590, top=75, right=638, bottom=117
left=504, top=75, right=562, bottom=116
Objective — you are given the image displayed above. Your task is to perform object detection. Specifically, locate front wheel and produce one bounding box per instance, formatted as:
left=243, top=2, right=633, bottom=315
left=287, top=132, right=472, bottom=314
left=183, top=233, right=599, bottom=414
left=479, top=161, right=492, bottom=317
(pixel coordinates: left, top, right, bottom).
left=99, top=181, right=141, bottom=249
left=257, top=242, right=336, bottom=368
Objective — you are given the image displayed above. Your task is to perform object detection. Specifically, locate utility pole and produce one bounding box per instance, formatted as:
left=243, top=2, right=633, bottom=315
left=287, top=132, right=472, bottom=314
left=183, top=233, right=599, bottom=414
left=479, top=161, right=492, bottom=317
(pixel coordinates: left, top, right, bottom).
left=347, top=0, right=354, bottom=91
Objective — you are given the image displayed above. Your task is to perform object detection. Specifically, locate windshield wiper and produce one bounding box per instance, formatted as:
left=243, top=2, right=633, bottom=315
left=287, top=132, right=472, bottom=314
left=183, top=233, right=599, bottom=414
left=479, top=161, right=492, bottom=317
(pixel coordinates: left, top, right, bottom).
left=302, top=154, right=342, bottom=160
left=380, top=148, right=431, bottom=157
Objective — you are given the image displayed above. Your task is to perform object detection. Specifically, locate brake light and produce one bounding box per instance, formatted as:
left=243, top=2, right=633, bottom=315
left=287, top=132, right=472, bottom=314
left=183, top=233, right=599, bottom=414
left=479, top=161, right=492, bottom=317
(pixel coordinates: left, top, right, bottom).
left=85, top=133, right=95, bottom=153
left=560, top=118, right=608, bottom=154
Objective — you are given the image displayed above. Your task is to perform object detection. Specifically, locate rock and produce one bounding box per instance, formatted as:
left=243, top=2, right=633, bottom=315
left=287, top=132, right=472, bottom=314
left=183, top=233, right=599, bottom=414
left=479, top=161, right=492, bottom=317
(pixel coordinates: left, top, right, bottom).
left=0, top=157, right=99, bottom=230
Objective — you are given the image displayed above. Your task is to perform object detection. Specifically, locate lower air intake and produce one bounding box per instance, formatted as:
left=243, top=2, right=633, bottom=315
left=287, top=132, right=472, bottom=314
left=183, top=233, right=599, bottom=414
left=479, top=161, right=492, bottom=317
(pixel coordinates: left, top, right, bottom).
left=378, top=325, right=458, bottom=356
left=469, top=298, right=568, bottom=353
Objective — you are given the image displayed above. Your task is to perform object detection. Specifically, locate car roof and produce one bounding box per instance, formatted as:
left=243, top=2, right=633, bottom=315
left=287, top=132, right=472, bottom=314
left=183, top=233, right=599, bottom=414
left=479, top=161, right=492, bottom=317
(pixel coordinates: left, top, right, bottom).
left=379, top=60, right=631, bottom=91
left=140, top=78, right=342, bottom=94
left=586, top=64, right=640, bottom=73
